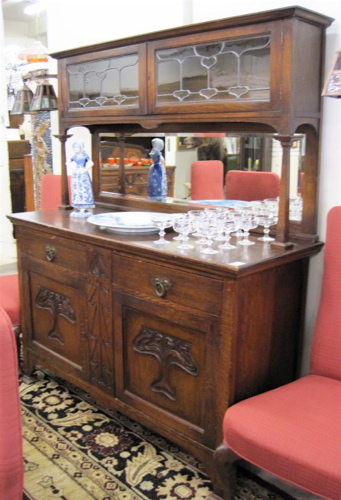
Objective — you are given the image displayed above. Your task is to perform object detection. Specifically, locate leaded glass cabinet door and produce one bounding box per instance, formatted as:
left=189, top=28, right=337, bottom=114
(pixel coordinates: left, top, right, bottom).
left=148, top=23, right=282, bottom=115
left=59, top=44, right=147, bottom=120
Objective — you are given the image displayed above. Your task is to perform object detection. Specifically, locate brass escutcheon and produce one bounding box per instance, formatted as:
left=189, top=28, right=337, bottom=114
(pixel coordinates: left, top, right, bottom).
left=45, top=244, right=57, bottom=262
left=152, top=277, right=172, bottom=298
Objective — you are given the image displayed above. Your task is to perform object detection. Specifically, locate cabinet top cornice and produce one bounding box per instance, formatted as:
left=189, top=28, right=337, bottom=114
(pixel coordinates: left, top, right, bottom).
left=50, top=5, right=333, bottom=60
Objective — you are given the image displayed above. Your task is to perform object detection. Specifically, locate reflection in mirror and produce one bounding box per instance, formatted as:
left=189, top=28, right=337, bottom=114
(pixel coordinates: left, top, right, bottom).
left=98, top=132, right=305, bottom=221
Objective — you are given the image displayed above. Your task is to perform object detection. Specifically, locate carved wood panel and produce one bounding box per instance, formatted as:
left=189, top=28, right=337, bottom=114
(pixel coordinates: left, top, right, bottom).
left=86, top=247, right=114, bottom=392
left=28, top=268, right=88, bottom=379
left=133, top=326, right=199, bottom=401
left=113, top=292, right=217, bottom=443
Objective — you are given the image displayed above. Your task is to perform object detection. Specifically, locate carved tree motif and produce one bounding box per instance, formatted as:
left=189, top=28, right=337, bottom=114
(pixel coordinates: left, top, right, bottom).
left=133, top=327, right=199, bottom=401
left=35, top=286, right=76, bottom=344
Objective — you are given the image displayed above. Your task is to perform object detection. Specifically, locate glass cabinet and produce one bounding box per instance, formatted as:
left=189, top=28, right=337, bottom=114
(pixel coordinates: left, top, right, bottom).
left=52, top=6, right=334, bottom=245
left=58, top=44, right=147, bottom=119
left=148, top=25, right=275, bottom=114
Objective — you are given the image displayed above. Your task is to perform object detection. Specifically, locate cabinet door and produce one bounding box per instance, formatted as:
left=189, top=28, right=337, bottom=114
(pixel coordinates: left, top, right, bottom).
left=22, top=261, right=89, bottom=381
left=147, top=21, right=282, bottom=115
left=59, top=43, right=147, bottom=121
left=113, top=292, right=220, bottom=448
left=20, top=231, right=114, bottom=392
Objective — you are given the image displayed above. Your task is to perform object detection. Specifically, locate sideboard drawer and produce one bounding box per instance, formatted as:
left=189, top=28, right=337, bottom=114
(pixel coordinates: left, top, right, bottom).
left=112, top=253, right=223, bottom=315
left=21, top=229, right=87, bottom=272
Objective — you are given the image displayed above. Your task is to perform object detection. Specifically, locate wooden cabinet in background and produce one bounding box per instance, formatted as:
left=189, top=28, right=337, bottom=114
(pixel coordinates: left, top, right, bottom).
left=8, top=140, right=31, bottom=214
left=100, top=164, right=176, bottom=196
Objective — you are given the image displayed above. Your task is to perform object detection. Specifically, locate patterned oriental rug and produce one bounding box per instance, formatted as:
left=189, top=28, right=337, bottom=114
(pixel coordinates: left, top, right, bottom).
left=20, top=368, right=290, bottom=500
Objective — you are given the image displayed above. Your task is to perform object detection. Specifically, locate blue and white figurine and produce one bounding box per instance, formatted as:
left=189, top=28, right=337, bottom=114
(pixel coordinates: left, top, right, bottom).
left=148, top=138, right=167, bottom=202
left=67, top=140, right=95, bottom=218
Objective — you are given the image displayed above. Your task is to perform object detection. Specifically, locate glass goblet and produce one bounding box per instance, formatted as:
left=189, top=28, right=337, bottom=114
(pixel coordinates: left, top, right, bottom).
left=188, top=210, right=205, bottom=237
left=199, top=219, right=219, bottom=255
left=188, top=210, right=207, bottom=245
left=218, top=219, right=236, bottom=250
left=214, top=209, right=231, bottom=242
left=238, top=215, right=258, bottom=246
left=151, top=215, right=173, bottom=245
left=172, top=215, right=194, bottom=250
left=264, top=197, right=279, bottom=216
left=257, top=214, right=278, bottom=242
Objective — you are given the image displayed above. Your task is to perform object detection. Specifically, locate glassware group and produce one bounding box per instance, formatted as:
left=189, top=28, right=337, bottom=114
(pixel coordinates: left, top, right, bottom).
left=154, top=198, right=279, bottom=254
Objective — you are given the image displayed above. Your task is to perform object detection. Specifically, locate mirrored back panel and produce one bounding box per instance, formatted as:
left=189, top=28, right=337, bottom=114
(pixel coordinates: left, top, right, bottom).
left=97, top=131, right=305, bottom=222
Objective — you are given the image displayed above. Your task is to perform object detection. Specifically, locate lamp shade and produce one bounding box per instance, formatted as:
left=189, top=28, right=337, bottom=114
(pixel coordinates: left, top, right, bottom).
left=10, top=84, right=33, bottom=115
left=30, top=81, right=58, bottom=111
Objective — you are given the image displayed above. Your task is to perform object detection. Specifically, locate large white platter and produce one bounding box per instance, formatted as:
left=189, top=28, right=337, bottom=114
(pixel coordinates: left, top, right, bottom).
left=87, top=211, right=171, bottom=233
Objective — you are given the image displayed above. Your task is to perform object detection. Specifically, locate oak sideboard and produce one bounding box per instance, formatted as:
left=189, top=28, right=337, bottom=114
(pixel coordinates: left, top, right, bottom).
left=9, top=208, right=322, bottom=480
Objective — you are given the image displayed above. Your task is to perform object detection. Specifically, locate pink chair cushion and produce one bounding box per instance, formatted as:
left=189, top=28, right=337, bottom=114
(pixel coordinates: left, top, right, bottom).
left=0, top=307, right=23, bottom=500
left=191, top=160, right=224, bottom=200
left=0, top=274, right=20, bottom=326
left=310, top=206, right=341, bottom=380
left=223, top=374, right=341, bottom=499
left=225, top=170, right=280, bottom=201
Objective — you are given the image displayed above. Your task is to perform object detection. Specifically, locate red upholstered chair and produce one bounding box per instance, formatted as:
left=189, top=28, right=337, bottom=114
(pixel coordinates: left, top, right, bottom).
left=212, top=206, right=341, bottom=500
left=0, top=274, right=21, bottom=361
left=40, top=173, right=72, bottom=210
left=190, top=160, right=224, bottom=200
left=1, top=176, right=70, bottom=361
left=225, top=170, right=280, bottom=201
left=0, top=307, right=23, bottom=500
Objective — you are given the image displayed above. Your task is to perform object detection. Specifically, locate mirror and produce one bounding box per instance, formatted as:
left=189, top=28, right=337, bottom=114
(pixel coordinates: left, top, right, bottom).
left=97, top=132, right=305, bottom=221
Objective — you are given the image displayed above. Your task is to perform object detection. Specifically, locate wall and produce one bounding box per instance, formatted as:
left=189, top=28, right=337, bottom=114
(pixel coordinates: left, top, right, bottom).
left=0, top=7, right=17, bottom=271
left=46, top=0, right=187, bottom=53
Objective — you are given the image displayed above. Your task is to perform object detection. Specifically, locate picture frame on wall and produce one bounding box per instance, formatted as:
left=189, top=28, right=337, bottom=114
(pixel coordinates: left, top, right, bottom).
left=322, top=49, right=341, bottom=97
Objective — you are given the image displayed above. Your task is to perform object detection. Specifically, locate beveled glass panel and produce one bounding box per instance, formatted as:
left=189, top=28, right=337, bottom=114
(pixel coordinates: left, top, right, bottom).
left=67, top=53, right=139, bottom=109
left=156, top=36, right=271, bottom=104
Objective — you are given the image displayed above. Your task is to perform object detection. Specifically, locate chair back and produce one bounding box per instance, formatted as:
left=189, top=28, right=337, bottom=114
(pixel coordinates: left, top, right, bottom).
left=40, top=174, right=71, bottom=210
left=0, top=307, right=23, bottom=500
left=190, top=160, right=224, bottom=200
left=225, top=170, right=280, bottom=201
left=310, top=206, right=341, bottom=381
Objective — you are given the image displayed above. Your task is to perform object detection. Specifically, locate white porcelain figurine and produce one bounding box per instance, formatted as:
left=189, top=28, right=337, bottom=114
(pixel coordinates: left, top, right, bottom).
left=67, top=139, right=95, bottom=218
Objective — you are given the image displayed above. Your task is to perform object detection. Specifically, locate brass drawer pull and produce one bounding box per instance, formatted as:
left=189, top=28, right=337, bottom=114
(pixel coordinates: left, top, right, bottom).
left=153, top=277, right=172, bottom=298
left=45, top=245, right=57, bottom=262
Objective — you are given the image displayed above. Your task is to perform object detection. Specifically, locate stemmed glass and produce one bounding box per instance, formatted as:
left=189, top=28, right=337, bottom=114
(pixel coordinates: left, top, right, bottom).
left=238, top=214, right=258, bottom=246
left=199, top=218, right=219, bottom=254
left=188, top=210, right=206, bottom=243
left=257, top=213, right=278, bottom=242
left=172, top=215, right=194, bottom=250
left=213, top=209, right=231, bottom=242
left=233, top=203, right=253, bottom=238
left=218, top=218, right=236, bottom=250
left=151, top=215, right=173, bottom=245
left=263, top=197, right=279, bottom=216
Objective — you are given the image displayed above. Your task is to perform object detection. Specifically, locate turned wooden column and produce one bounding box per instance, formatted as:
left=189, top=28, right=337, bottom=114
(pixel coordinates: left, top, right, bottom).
left=272, top=135, right=295, bottom=250
left=54, top=134, right=73, bottom=209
